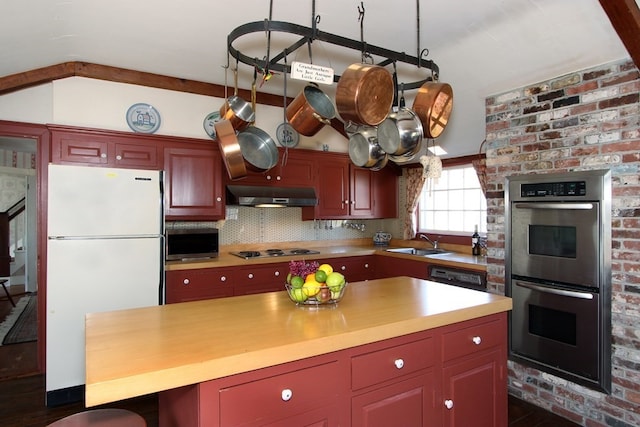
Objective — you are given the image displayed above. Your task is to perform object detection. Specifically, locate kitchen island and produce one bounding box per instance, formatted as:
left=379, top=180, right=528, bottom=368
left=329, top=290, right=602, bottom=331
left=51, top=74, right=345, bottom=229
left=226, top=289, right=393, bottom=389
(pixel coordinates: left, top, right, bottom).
left=85, top=276, right=512, bottom=426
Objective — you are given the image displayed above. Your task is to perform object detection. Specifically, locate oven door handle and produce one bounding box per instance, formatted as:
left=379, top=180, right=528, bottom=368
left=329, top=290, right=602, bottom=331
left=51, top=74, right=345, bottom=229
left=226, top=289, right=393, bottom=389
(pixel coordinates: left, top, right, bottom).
left=514, top=202, right=594, bottom=210
left=515, top=282, right=594, bottom=299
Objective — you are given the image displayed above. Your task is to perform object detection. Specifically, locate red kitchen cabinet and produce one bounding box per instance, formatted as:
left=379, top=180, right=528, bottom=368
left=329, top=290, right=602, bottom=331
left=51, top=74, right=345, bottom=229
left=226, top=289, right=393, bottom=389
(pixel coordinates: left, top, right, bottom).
left=302, top=152, right=397, bottom=220
left=441, top=314, right=508, bottom=427
left=165, top=268, right=234, bottom=303
left=236, top=148, right=315, bottom=188
left=374, top=254, right=428, bottom=280
left=50, top=126, right=160, bottom=169
left=158, top=313, right=507, bottom=427
left=317, top=255, right=375, bottom=282
left=352, top=372, right=438, bottom=427
left=164, top=144, right=225, bottom=220
left=372, top=165, right=399, bottom=218
left=232, top=262, right=289, bottom=296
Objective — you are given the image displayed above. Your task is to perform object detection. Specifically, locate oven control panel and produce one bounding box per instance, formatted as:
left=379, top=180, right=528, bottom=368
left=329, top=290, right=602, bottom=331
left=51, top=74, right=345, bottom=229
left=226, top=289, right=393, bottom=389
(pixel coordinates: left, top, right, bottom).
left=520, top=180, right=586, bottom=197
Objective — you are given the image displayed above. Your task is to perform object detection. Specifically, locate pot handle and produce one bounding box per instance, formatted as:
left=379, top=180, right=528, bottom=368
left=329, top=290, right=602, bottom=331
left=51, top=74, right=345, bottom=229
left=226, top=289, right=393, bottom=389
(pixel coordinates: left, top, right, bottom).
left=312, top=112, right=332, bottom=125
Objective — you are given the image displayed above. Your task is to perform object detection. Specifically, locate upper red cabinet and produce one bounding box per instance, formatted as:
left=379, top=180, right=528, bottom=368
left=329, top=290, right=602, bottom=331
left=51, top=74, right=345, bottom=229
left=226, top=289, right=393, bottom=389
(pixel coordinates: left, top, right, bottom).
left=164, top=144, right=225, bottom=220
left=50, top=126, right=160, bottom=170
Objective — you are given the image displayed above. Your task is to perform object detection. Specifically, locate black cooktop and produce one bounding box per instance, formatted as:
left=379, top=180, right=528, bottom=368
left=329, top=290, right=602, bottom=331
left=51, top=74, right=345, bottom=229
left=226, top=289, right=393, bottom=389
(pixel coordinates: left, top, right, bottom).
left=230, top=248, right=321, bottom=259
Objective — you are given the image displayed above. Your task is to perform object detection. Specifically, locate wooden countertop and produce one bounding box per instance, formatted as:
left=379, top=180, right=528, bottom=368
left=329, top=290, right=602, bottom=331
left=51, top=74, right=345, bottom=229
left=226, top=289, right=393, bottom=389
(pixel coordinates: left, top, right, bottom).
left=85, top=276, right=510, bottom=407
left=166, top=242, right=487, bottom=272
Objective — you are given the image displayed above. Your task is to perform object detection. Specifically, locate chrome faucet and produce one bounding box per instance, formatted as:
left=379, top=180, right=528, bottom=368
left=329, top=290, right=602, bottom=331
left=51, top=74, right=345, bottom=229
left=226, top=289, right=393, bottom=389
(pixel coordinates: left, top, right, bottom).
left=420, top=234, right=439, bottom=249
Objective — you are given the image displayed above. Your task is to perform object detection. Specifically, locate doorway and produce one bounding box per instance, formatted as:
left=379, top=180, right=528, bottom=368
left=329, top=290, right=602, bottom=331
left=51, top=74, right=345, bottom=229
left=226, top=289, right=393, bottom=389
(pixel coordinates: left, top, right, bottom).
left=0, top=121, right=48, bottom=378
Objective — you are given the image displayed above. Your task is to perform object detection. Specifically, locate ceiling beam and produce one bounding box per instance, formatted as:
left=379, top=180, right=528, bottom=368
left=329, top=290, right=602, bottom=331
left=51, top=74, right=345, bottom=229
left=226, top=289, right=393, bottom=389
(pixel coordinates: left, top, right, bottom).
left=598, top=0, right=640, bottom=69
left=0, top=61, right=347, bottom=136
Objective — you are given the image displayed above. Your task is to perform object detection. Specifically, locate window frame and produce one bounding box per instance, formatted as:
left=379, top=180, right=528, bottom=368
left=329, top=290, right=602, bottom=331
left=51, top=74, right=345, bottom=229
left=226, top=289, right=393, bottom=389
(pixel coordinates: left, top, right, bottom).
left=413, top=155, right=486, bottom=242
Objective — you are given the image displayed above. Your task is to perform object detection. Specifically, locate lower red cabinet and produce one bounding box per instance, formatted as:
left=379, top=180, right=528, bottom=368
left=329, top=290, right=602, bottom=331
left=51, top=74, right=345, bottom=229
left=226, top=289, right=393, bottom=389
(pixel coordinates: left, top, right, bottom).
left=158, top=313, right=507, bottom=427
left=165, top=268, right=234, bottom=303
left=219, top=361, right=343, bottom=426
left=352, top=372, right=438, bottom=427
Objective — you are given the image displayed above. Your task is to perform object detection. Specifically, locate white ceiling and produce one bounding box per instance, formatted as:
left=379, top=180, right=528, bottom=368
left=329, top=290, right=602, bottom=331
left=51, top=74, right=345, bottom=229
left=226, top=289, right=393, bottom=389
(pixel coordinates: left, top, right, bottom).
left=0, top=0, right=632, bottom=158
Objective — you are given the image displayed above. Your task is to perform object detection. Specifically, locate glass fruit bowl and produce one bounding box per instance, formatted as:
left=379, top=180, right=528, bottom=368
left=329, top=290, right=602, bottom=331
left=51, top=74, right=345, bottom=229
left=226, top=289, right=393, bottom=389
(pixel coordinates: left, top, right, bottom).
left=285, top=282, right=348, bottom=306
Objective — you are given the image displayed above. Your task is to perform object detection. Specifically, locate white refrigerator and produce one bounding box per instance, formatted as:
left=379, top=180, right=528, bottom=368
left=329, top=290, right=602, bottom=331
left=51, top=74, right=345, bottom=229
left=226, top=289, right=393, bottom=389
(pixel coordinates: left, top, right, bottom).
left=46, top=164, right=164, bottom=405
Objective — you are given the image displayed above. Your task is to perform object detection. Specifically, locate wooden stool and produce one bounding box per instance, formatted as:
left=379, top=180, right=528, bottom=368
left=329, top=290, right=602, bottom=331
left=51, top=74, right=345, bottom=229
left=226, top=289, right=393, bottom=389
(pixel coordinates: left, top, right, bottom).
left=0, top=279, right=15, bottom=307
left=47, top=409, right=146, bottom=427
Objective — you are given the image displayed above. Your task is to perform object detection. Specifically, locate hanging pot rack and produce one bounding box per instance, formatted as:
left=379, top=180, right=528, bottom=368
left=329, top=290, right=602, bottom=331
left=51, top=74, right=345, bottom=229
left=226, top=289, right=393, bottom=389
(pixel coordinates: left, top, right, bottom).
left=227, top=16, right=439, bottom=91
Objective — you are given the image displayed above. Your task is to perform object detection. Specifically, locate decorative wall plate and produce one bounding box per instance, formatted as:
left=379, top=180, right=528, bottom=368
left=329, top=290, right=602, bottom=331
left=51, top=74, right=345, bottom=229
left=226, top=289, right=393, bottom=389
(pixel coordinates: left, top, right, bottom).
left=126, top=103, right=161, bottom=133
left=203, top=111, right=222, bottom=139
left=276, top=122, right=300, bottom=147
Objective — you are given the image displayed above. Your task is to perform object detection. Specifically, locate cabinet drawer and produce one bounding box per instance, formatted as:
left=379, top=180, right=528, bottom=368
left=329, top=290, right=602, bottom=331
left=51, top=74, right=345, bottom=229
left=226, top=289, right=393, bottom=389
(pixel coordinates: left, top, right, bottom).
left=442, top=317, right=504, bottom=361
left=219, top=361, right=341, bottom=426
left=165, top=269, right=235, bottom=303
left=352, top=337, right=434, bottom=390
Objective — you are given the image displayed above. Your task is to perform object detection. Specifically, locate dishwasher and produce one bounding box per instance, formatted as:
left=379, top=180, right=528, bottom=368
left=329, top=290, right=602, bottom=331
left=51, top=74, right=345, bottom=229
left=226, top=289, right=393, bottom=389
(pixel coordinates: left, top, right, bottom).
left=428, top=265, right=487, bottom=292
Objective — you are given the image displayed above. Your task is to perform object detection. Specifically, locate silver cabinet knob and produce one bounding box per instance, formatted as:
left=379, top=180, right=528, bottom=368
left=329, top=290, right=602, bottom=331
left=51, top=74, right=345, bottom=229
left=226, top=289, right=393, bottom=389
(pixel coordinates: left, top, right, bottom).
left=444, top=399, right=454, bottom=409
left=394, top=359, right=404, bottom=369
left=182, top=279, right=190, bottom=285
left=341, top=266, right=346, bottom=271
left=216, top=196, right=222, bottom=202
left=364, top=263, right=369, bottom=268
left=220, top=276, right=227, bottom=282
left=281, top=389, right=292, bottom=401
left=472, top=336, right=482, bottom=345
left=274, top=271, right=280, bottom=277
left=100, top=153, right=107, bottom=158
left=248, top=273, right=254, bottom=279
left=115, top=155, right=122, bottom=160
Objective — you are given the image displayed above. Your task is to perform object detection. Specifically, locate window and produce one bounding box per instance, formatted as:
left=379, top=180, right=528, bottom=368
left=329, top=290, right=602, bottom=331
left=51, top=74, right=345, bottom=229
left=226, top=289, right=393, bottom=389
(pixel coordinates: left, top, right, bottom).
left=417, top=164, right=487, bottom=234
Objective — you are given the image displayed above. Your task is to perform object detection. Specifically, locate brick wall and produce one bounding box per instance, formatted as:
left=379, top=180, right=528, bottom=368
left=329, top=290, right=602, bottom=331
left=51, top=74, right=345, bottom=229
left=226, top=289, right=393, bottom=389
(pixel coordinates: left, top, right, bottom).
left=485, top=58, right=640, bottom=427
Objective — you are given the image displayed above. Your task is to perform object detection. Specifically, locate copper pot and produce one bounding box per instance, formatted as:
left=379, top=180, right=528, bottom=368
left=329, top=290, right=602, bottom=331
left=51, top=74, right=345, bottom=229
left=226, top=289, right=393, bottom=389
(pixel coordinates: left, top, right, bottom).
left=215, top=119, right=247, bottom=180
left=412, top=82, right=453, bottom=138
left=219, top=95, right=255, bottom=133
left=286, top=85, right=336, bottom=137
left=336, top=63, right=394, bottom=126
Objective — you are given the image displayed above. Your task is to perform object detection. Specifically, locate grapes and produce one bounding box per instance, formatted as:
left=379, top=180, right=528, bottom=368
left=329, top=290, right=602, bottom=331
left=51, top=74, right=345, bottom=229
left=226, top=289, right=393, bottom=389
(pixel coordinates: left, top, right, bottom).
left=288, top=260, right=319, bottom=278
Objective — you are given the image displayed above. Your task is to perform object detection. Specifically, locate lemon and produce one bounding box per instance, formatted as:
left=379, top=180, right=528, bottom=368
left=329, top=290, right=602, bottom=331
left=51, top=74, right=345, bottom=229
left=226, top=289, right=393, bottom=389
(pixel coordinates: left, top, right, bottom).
left=290, top=276, right=304, bottom=289
left=315, top=270, right=327, bottom=283
left=302, top=279, right=321, bottom=297
left=318, top=264, right=334, bottom=275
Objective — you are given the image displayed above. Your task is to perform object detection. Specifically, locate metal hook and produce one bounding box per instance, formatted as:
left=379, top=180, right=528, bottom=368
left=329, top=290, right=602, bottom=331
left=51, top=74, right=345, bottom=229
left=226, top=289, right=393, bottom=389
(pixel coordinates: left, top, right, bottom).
left=358, top=2, right=365, bottom=22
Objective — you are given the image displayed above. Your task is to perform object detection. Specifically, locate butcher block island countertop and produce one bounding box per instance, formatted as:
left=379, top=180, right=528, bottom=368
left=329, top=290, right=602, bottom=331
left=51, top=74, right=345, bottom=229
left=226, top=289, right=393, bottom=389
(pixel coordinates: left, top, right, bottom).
left=85, top=276, right=511, bottom=407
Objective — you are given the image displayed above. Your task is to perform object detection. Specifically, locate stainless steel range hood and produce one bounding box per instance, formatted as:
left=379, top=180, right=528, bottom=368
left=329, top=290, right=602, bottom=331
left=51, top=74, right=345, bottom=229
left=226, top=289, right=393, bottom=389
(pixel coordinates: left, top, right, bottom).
left=226, top=185, right=318, bottom=207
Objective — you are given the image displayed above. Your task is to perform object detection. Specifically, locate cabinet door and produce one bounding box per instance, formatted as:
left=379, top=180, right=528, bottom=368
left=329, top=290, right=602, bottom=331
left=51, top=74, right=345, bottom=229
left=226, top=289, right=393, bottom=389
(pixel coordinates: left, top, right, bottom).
left=305, top=155, right=349, bottom=219
left=322, top=256, right=375, bottom=282
left=442, top=348, right=506, bottom=427
left=241, top=149, right=315, bottom=188
left=219, top=360, right=342, bottom=426
left=350, top=166, right=374, bottom=218
left=373, top=166, right=399, bottom=218
left=352, top=372, right=438, bottom=427
left=164, top=145, right=224, bottom=220
left=233, top=262, right=288, bottom=295
left=165, top=269, right=234, bottom=303
left=113, top=142, right=159, bottom=169
left=52, top=131, right=109, bottom=165
left=375, top=255, right=428, bottom=280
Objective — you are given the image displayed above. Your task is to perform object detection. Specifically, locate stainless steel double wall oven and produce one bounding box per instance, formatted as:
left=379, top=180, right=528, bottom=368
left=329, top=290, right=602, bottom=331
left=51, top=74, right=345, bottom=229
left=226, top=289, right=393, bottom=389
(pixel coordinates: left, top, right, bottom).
left=505, top=170, right=611, bottom=393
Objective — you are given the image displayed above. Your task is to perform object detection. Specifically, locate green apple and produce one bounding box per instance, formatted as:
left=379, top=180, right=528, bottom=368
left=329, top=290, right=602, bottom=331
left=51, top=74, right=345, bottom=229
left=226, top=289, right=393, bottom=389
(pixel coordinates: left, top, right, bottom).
left=326, top=272, right=345, bottom=291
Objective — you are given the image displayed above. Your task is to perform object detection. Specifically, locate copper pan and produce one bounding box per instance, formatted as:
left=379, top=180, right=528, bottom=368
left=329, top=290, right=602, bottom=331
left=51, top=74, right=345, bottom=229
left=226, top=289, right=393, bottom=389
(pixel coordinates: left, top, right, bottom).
left=286, top=85, right=335, bottom=136
left=214, top=119, right=247, bottom=180
left=336, top=63, right=394, bottom=126
left=219, top=68, right=255, bottom=132
left=412, top=82, right=453, bottom=138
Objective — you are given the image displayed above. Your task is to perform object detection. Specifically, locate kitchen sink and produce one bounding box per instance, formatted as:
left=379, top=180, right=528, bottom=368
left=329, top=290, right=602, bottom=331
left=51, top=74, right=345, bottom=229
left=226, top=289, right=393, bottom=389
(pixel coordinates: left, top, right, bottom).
left=385, top=247, right=450, bottom=256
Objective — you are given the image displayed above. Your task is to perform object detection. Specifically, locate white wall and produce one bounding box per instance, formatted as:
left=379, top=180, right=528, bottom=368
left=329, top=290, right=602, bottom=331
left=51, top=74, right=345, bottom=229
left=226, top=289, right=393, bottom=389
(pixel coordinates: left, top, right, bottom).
left=0, top=77, right=404, bottom=245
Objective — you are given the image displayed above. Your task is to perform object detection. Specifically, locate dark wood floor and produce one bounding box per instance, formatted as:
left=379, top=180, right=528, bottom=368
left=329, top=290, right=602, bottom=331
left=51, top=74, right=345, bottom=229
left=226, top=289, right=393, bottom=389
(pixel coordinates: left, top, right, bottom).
left=1, top=286, right=580, bottom=426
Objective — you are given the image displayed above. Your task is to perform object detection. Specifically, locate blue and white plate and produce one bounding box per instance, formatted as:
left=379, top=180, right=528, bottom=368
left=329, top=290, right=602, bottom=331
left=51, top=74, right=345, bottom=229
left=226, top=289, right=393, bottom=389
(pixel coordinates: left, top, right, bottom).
left=203, top=111, right=222, bottom=139
left=126, top=103, right=161, bottom=134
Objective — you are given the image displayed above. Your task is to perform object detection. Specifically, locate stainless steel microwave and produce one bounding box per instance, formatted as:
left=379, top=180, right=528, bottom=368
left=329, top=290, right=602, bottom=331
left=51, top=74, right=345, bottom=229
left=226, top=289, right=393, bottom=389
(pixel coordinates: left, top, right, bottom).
left=166, top=228, right=219, bottom=261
